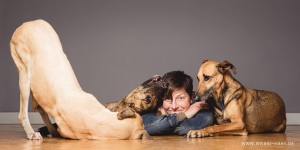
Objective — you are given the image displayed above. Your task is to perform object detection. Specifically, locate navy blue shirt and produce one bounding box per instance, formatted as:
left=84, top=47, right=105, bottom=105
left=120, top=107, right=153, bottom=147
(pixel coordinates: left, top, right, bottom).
left=142, top=110, right=214, bottom=135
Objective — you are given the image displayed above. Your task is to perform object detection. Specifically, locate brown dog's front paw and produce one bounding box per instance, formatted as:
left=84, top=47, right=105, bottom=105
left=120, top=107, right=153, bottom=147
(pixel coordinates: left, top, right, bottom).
left=186, top=130, right=213, bottom=138
left=117, top=108, right=137, bottom=120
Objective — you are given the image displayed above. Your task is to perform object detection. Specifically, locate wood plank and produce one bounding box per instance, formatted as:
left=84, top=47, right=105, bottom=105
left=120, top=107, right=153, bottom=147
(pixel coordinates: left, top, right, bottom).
left=0, top=125, right=298, bottom=150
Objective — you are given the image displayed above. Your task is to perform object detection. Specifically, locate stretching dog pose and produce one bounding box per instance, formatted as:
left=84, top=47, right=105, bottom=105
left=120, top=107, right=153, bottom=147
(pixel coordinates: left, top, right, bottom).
left=38, top=75, right=167, bottom=137
left=10, top=19, right=149, bottom=140
left=187, top=60, right=286, bottom=138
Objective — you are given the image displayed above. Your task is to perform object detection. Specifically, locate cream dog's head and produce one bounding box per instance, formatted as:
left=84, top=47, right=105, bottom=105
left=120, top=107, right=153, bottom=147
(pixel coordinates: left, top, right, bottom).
left=196, top=60, right=237, bottom=101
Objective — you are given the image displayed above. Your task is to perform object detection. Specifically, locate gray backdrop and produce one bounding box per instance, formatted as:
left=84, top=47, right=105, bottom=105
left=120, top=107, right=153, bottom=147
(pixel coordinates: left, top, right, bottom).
left=1, top=0, right=299, bottom=113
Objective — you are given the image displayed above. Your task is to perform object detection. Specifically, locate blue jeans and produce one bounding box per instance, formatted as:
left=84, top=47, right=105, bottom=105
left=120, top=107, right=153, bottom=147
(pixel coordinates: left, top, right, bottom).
left=142, top=110, right=214, bottom=135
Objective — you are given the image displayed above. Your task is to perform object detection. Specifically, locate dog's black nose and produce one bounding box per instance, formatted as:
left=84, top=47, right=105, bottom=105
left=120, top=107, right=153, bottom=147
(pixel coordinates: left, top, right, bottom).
left=193, top=95, right=201, bottom=102
left=191, top=92, right=201, bottom=104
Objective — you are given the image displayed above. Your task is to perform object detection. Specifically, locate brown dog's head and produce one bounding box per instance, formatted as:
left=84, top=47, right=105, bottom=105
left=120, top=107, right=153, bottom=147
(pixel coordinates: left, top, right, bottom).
left=124, top=75, right=168, bottom=115
left=197, top=60, right=237, bottom=100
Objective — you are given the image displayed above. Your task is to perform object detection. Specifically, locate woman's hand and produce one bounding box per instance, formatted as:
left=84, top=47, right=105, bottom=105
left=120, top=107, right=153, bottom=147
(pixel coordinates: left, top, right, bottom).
left=185, top=101, right=209, bottom=118
left=157, top=106, right=168, bottom=115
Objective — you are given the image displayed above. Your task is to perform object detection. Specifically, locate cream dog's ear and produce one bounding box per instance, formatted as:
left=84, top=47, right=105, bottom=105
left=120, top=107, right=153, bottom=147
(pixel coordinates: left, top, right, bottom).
left=202, top=60, right=209, bottom=64
left=216, top=60, right=237, bottom=74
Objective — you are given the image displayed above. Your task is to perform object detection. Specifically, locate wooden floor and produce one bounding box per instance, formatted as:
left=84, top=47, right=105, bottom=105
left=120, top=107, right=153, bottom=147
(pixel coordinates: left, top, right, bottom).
left=0, top=125, right=299, bottom=150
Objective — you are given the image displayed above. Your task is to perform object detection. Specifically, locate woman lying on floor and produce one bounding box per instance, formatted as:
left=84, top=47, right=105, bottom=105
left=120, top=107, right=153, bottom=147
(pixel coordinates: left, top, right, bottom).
left=142, top=71, right=214, bottom=135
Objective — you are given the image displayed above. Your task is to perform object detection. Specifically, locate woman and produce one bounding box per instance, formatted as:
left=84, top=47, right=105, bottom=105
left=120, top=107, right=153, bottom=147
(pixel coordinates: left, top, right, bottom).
left=142, top=71, right=214, bottom=135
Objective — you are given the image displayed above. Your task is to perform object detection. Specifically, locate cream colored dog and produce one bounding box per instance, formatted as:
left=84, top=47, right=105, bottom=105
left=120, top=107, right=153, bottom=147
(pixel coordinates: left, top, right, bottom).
left=187, top=60, right=286, bottom=138
left=10, top=19, right=149, bottom=140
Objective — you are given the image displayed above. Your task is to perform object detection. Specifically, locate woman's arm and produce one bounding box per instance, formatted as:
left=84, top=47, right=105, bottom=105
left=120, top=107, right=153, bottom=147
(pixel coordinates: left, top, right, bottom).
left=174, top=101, right=213, bottom=135
left=141, top=112, right=187, bottom=135
left=174, top=110, right=214, bottom=135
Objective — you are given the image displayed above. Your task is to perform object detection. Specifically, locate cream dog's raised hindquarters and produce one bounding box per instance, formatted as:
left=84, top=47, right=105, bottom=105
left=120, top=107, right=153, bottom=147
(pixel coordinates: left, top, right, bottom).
left=10, top=19, right=149, bottom=140
left=187, top=60, right=286, bottom=138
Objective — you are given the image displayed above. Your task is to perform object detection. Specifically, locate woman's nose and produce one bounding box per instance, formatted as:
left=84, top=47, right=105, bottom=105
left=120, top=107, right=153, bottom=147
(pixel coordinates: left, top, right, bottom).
left=171, top=100, right=178, bottom=110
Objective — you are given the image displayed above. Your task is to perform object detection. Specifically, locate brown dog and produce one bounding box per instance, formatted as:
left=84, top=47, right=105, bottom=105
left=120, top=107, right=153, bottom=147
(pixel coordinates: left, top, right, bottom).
left=187, top=60, right=286, bottom=138
left=105, top=75, right=167, bottom=117
left=10, top=19, right=149, bottom=140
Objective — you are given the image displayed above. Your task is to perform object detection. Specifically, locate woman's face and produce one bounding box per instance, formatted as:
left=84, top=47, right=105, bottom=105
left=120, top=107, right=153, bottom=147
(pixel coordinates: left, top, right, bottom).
left=162, top=88, right=191, bottom=114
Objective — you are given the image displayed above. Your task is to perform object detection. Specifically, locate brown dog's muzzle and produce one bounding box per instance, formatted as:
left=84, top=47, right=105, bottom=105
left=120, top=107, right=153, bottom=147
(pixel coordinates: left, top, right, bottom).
left=197, top=87, right=213, bottom=102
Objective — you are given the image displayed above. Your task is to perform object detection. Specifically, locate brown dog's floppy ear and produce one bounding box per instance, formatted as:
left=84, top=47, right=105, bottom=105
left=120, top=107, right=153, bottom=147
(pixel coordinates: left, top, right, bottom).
left=216, top=60, right=237, bottom=74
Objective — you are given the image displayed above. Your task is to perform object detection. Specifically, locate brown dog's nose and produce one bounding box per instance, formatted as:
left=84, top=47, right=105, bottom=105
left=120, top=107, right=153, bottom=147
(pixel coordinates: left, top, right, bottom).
left=193, top=95, right=201, bottom=102
left=191, top=91, right=201, bottom=104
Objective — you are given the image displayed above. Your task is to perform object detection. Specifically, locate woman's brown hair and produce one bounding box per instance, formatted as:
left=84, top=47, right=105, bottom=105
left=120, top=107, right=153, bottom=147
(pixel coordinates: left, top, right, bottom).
left=162, top=71, right=193, bottom=101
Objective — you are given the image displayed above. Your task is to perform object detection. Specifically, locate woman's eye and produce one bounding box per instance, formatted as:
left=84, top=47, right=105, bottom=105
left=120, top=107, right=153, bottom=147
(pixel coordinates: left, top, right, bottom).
left=177, top=97, right=185, bottom=101
left=165, top=100, right=172, bottom=104
left=203, top=74, right=211, bottom=81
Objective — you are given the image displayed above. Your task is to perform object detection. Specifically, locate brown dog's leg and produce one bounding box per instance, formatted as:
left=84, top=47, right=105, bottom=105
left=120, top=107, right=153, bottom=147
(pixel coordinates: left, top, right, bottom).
left=187, top=101, right=246, bottom=138
left=187, top=121, right=245, bottom=138
left=117, top=108, right=137, bottom=120
left=214, top=129, right=248, bottom=136
left=272, top=120, right=286, bottom=133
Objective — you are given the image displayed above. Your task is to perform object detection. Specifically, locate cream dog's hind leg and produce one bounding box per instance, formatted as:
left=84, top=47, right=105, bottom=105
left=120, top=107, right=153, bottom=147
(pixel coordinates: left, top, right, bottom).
left=36, top=105, right=60, bottom=137
left=32, top=96, right=60, bottom=137
left=10, top=43, right=42, bottom=140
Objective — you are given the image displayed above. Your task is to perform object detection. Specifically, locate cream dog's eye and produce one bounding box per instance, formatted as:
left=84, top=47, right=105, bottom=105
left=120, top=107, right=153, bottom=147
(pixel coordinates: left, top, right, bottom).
left=203, top=74, right=211, bottom=81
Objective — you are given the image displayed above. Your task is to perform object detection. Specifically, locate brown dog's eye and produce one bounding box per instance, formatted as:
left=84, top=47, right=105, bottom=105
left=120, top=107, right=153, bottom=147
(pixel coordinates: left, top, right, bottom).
left=143, top=96, right=152, bottom=103
left=203, top=74, right=211, bottom=81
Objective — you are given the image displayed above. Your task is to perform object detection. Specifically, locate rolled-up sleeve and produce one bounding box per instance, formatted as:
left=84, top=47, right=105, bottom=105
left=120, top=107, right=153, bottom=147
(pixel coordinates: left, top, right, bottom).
left=141, top=113, right=186, bottom=135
